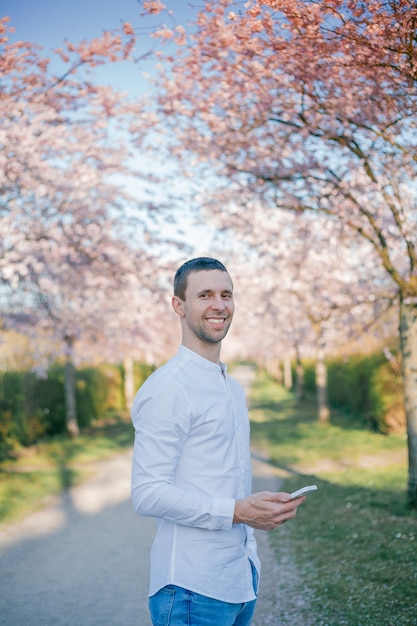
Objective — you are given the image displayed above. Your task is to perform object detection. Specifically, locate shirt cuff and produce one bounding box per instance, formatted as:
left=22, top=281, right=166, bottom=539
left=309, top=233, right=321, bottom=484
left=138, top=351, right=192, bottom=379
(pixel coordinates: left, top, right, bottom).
left=211, top=497, right=235, bottom=530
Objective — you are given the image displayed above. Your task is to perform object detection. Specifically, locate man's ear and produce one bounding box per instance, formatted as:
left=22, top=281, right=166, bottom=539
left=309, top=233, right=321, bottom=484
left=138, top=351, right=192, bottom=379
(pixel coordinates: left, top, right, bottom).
left=172, top=295, right=185, bottom=317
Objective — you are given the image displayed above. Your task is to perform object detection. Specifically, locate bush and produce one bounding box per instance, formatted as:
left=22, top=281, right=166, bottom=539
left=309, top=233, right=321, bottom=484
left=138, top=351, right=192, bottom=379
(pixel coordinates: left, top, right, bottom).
left=0, top=371, right=55, bottom=450
left=300, top=360, right=316, bottom=394
left=98, top=364, right=124, bottom=411
left=369, top=361, right=405, bottom=433
left=134, top=362, right=155, bottom=390
left=329, top=353, right=405, bottom=432
left=327, top=353, right=384, bottom=415
left=0, top=372, right=22, bottom=456
left=29, top=366, right=66, bottom=437
left=298, top=352, right=405, bottom=433
left=0, top=360, right=154, bottom=456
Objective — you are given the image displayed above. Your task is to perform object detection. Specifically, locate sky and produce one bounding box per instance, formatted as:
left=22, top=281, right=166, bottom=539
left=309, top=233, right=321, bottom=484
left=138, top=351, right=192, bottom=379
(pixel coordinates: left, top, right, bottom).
left=1, top=0, right=195, bottom=49
left=1, top=0, right=196, bottom=95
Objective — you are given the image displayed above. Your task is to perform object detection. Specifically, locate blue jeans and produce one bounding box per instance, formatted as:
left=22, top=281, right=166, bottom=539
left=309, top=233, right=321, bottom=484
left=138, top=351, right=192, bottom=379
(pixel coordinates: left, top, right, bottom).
left=149, top=564, right=258, bottom=626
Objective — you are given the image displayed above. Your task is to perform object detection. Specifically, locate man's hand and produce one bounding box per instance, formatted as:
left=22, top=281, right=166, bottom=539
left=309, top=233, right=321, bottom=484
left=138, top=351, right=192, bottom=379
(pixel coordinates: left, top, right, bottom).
left=233, top=491, right=306, bottom=530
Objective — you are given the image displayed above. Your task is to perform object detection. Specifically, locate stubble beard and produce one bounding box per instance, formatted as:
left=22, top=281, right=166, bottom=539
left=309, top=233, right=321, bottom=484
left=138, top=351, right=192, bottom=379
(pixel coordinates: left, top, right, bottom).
left=192, top=319, right=232, bottom=345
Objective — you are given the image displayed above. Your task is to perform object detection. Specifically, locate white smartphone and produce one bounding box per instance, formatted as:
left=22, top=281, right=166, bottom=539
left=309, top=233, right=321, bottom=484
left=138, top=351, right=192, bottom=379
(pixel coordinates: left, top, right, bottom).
left=290, top=485, right=318, bottom=500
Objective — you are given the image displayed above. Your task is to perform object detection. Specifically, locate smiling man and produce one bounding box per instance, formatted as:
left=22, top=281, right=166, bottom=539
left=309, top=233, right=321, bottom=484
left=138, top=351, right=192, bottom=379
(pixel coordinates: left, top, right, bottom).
left=171, top=258, right=234, bottom=356
left=131, top=257, right=305, bottom=626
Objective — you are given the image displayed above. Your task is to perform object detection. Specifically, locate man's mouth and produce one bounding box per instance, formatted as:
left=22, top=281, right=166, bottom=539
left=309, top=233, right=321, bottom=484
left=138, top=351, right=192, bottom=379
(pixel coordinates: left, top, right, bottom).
left=206, top=317, right=226, bottom=325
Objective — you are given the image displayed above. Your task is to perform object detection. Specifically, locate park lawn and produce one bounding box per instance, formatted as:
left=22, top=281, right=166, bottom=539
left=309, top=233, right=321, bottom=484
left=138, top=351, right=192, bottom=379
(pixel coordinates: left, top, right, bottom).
left=0, top=413, right=134, bottom=526
left=249, top=371, right=417, bottom=626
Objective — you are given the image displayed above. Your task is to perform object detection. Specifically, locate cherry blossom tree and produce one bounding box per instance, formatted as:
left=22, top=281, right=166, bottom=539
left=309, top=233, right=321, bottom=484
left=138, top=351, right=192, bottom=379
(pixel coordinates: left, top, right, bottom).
left=0, top=16, right=144, bottom=262
left=0, top=16, right=181, bottom=434
left=221, top=209, right=395, bottom=420
left=139, top=0, right=417, bottom=506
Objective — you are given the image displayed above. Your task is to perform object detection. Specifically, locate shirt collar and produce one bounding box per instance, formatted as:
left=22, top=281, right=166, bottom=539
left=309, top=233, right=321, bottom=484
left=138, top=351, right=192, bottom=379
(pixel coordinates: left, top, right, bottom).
left=178, top=345, right=228, bottom=374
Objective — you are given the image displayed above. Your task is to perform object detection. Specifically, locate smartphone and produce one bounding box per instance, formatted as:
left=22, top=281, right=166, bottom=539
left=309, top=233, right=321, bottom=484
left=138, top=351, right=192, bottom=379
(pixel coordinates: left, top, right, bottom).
left=290, top=485, right=318, bottom=500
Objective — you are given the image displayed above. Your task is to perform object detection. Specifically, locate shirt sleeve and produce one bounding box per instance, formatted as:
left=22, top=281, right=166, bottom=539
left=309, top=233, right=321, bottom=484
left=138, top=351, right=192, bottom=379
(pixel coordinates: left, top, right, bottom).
left=131, top=376, right=235, bottom=531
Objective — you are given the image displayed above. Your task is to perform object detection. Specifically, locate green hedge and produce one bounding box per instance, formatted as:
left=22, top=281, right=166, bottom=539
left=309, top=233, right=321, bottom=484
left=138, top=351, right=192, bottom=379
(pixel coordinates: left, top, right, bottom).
left=133, top=361, right=156, bottom=390
left=300, top=352, right=404, bottom=433
left=0, top=360, right=155, bottom=458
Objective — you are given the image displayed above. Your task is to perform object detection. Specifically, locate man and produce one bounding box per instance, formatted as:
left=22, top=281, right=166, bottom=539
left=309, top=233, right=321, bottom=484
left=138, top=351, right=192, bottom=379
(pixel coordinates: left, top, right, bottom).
left=131, top=257, right=305, bottom=626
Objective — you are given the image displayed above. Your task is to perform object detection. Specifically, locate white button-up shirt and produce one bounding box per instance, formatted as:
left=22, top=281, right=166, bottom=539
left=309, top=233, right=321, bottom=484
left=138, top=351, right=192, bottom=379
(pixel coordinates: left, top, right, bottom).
left=131, top=345, right=260, bottom=603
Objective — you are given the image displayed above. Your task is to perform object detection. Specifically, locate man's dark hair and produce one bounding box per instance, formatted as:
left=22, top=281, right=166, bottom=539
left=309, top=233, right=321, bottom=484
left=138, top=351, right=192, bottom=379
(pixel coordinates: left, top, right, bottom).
left=174, top=257, right=229, bottom=300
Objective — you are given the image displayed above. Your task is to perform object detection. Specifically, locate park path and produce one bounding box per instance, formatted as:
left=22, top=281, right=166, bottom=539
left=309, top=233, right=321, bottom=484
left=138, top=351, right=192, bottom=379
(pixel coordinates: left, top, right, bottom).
left=0, top=451, right=154, bottom=626
left=0, top=366, right=307, bottom=626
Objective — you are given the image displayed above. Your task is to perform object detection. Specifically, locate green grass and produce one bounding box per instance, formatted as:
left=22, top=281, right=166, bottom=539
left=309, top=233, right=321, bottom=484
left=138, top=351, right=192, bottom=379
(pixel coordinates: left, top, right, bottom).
left=0, top=413, right=134, bottom=526
left=249, top=371, right=417, bottom=626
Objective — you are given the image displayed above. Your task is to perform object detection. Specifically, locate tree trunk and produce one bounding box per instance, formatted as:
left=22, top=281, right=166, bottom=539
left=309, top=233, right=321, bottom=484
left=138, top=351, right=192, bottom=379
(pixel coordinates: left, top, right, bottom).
left=274, top=359, right=283, bottom=384
left=283, top=354, right=293, bottom=390
left=64, top=337, right=79, bottom=437
left=399, top=299, right=417, bottom=509
left=295, top=344, right=304, bottom=402
left=316, top=349, right=330, bottom=423
left=296, top=361, right=304, bottom=402
left=123, top=356, right=135, bottom=410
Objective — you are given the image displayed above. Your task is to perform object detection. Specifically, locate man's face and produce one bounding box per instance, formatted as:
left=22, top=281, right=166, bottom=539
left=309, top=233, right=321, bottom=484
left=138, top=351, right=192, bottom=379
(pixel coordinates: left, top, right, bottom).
left=179, top=269, right=235, bottom=344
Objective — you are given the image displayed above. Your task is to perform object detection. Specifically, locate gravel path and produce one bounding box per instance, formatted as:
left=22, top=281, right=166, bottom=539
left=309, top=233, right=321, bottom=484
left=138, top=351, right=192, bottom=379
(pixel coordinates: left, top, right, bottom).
left=251, top=451, right=315, bottom=626
left=233, top=365, right=315, bottom=626
left=0, top=451, right=154, bottom=626
left=0, top=366, right=309, bottom=626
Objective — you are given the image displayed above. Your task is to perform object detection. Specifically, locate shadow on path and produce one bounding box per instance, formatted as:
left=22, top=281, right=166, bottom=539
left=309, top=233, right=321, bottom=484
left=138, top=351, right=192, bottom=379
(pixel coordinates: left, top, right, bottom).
left=0, top=451, right=154, bottom=626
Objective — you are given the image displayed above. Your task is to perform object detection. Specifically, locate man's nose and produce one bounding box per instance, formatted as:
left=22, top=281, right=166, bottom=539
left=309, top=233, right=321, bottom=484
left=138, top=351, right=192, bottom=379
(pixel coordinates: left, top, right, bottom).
left=211, top=294, right=225, bottom=309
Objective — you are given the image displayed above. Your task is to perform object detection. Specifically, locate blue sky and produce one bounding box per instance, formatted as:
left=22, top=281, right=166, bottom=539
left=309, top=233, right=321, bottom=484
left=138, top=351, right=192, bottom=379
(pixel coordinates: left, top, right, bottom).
left=1, top=0, right=196, bottom=95
left=3, top=0, right=142, bottom=49
left=2, top=0, right=195, bottom=49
